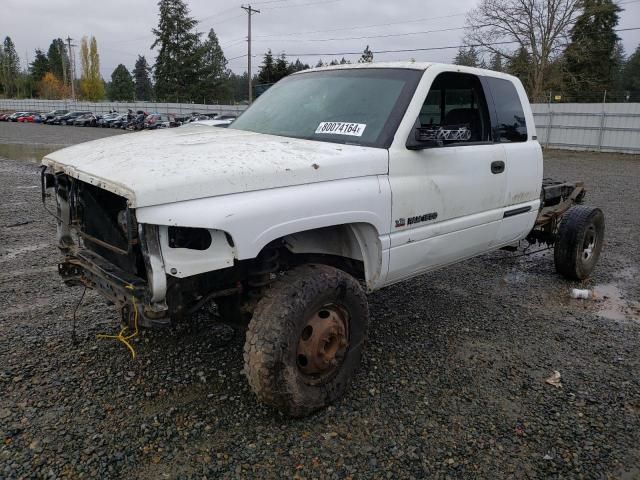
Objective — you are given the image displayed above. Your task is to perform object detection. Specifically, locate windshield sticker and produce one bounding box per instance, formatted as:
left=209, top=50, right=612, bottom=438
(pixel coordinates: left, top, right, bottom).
left=315, top=122, right=366, bottom=137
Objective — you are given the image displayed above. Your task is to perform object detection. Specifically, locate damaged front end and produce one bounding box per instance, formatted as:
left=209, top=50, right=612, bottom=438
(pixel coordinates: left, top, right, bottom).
left=41, top=166, right=169, bottom=327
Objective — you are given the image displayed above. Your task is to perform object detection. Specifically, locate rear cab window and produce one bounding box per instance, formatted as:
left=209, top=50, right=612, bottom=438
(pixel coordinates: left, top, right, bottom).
left=483, top=77, right=528, bottom=142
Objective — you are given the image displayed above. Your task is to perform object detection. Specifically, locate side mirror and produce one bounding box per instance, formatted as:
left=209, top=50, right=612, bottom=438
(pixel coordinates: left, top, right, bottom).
left=406, top=119, right=440, bottom=150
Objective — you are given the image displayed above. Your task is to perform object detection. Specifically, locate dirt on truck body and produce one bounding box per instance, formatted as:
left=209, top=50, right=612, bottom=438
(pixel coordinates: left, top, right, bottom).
left=40, top=62, right=606, bottom=417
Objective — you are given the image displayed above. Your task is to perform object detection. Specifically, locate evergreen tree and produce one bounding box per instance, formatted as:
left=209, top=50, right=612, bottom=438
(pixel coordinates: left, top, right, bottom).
left=152, top=0, right=202, bottom=101
left=0, top=48, right=4, bottom=95
left=489, top=52, right=503, bottom=72
left=315, top=59, right=324, bottom=68
left=454, top=46, right=480, bottom=67
left=229, top=71, right=249, bottom=102
left=108, top=64, right=135, bottom=101
left=622, top=45, right=640, bottom=96
left=273, top=53, right=289, bottom=81
left=359, top=45, right=373, bottom=63
left=46, top=38, right=69, bottom=85
left=329, top=59, right=339, bottom=66
left=257, top=49, right=275, bottom=83
left=199, top=28, right=230, bottom=102
left=133, top=55, right=153, bottom=100
left=79, top=36, right=105, bottom=100
left=610, top=41, right=626, bottom=94
left=30, top=49, right=49, bottom=82
left=1, top=36, right=20, bottom=97
left=564, top=0, right=621, bottom=95
left=288, top=58, right=309, bottom=73
left=506, top=47, right=532, bottom=92
left=339, top=57, right=350, bottom=64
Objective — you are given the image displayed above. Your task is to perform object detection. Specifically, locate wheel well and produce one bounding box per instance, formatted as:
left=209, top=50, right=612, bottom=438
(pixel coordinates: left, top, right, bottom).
left=272, top=223, right=383, bottom=290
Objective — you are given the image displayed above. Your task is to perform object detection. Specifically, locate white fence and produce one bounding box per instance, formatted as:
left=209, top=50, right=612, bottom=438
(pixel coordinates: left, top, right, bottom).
left=0, top=99, right=247, bottom=117
left=1, top=99, right=639, bottom=154
left=531, top=103, right=640, bottom=154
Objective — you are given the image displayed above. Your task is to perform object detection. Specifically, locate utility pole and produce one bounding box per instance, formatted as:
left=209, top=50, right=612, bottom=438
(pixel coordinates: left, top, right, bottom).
left=241, top=5, right=260, bottom=103
left=66, top=36, right=76, bottom=100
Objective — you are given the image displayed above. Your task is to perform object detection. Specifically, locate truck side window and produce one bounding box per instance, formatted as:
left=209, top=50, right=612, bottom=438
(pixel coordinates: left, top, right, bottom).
left=418, top=72, right=491, bottom=145
left=485, top=77, right=528, bottom=142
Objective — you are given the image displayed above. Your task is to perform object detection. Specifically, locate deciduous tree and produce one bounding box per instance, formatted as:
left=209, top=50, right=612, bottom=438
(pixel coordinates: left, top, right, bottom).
left=38, top=72, right=69, bottom=99
left=79, top=36, right=105, bottom=100
left=465, top=0, right=581, bottom=98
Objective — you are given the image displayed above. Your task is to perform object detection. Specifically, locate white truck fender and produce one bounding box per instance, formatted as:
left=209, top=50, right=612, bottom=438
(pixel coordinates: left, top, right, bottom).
left=136, top=176, right=392, bottom=287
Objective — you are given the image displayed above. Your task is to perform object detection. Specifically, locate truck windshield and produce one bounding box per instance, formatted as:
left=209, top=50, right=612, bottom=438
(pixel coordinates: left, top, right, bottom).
left=230, top=68, right=422, bottom=148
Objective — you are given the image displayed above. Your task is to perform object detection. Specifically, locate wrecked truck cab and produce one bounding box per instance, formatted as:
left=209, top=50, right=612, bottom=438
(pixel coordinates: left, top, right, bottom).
left=41, top=62, right=604, bottom=417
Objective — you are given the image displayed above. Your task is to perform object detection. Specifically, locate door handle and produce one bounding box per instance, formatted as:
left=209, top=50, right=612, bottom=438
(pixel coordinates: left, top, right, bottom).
left=491, top=161, right=505, bottom=174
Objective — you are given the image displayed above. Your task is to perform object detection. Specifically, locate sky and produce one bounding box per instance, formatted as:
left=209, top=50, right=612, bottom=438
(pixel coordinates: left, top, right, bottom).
left=2, top=0, right=640, bottom=79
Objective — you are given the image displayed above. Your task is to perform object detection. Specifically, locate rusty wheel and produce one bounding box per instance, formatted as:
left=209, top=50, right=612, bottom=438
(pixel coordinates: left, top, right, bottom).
left=244, top=264, right=369, bottom=417
left=296, top=305, right=349, bottom=382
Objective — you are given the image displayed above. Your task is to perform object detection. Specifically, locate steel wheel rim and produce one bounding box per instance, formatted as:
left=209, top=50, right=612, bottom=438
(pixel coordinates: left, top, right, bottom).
left=296, top=304, right=349, bottom=380
left=582, top=224, right=597, bottom=261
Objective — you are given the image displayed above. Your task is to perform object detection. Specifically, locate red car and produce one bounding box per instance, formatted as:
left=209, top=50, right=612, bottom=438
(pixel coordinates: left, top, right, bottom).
left=0, top=112, right=13, bottom=121
left=17, top=112, right=42, bottom=123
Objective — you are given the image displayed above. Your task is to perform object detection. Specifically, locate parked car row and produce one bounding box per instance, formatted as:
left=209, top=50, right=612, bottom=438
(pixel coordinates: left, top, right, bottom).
left=0, top=109, right=238, bottom=130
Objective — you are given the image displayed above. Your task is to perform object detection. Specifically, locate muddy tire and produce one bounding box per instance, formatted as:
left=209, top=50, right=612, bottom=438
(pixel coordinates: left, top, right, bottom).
left=244, top=264, right=369, bottom=417
left=554, top=205, right=605, bottom=280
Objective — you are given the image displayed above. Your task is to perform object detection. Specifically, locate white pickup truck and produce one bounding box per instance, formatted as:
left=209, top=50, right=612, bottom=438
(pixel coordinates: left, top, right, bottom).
left=41, top=62, right=604, bottom=416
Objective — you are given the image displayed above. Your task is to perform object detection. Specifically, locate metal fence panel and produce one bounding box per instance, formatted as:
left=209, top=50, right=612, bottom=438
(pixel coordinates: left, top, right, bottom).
left=531, top=103, right=640, bottom=153
left=0, top=99, right=248, bottom=116
left=2, top=99, right=639, bottom=154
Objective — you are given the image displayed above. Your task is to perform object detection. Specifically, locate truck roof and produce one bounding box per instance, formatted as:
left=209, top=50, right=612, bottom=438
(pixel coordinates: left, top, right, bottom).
left=296, top=61, right=519, bottom=82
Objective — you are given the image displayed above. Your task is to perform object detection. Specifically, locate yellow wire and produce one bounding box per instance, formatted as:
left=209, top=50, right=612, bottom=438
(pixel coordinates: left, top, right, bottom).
left=97, top=284, right=139, bottom=359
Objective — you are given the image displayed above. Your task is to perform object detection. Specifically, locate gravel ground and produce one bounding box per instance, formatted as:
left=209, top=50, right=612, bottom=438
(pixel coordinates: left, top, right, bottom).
left=0, top=121, right=125, bottom=146
left=1, top=123, right=639, bottom=479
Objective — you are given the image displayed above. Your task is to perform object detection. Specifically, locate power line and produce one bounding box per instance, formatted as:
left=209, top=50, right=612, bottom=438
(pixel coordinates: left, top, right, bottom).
left=261, top=0, right=341, bottom=9
left=281, top=41, right=516, bottom=57
left=256, top=25, right=469, bottom=43
left=252, top=12, right=467, bottom=38
left=258, top=26, right=640, bottom=57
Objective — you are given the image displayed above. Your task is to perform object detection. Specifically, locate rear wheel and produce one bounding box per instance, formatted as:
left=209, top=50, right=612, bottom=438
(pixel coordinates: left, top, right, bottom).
left=244, top=264, right=369, bottom=417
left=554, top=205, right=605, bottom=280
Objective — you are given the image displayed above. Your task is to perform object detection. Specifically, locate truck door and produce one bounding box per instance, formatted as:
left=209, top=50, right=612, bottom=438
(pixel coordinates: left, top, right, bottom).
left=386, top=71, right=507, bottom=284
left=482, top=76, right=542, bottom=245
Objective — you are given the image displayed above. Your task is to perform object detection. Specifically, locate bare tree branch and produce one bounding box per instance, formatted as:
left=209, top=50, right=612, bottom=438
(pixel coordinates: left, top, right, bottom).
left=465, top=0, right=581, bottom=98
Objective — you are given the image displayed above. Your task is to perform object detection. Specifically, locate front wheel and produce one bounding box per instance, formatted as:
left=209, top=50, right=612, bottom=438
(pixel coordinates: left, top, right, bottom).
left=244, top=264, right=369, bottom=417
left=554, top=205, right=605, bottom=280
